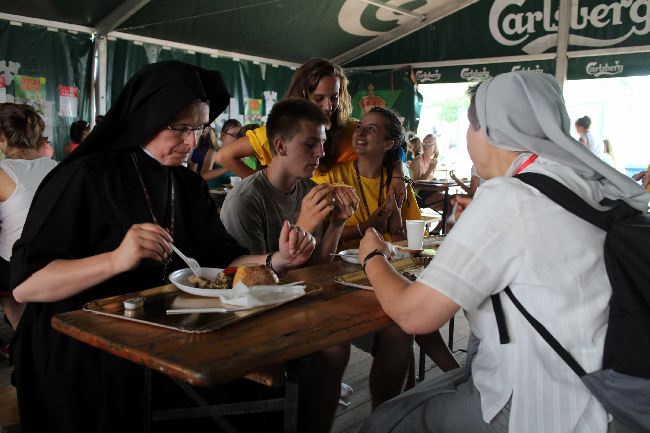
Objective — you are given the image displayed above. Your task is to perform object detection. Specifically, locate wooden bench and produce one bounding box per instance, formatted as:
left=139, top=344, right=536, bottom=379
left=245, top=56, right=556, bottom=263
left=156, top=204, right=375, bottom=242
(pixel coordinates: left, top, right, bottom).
left=0, top=384, right=20, bottom=433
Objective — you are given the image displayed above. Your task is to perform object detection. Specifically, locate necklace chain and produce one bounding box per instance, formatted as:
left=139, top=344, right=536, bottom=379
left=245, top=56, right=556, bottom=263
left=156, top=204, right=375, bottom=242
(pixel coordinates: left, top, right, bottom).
left=354, top=160, right=384, bottom=221
left=131, top=152, right=175, bottom=281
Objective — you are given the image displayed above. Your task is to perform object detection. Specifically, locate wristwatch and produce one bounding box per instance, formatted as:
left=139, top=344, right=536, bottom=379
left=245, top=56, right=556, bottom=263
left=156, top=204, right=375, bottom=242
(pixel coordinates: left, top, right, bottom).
left=362, top=249, right=387, bottom=274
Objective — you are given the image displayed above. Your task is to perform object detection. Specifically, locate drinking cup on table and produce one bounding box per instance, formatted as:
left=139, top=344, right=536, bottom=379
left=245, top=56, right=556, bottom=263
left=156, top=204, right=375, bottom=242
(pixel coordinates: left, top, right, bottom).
left=406, top=220, right=426, bottom=250
left=230, top=176, right=242, bottom=187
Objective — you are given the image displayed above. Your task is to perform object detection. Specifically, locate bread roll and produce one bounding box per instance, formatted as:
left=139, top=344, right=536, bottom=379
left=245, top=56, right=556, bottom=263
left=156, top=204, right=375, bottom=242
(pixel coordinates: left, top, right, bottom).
left=233, top=264, right=279, bottom=287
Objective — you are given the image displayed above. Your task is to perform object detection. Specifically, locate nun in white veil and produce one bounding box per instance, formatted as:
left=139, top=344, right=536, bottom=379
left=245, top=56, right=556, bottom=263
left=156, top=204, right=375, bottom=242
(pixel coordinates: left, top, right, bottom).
left=356, top=72, right=645, bottom=433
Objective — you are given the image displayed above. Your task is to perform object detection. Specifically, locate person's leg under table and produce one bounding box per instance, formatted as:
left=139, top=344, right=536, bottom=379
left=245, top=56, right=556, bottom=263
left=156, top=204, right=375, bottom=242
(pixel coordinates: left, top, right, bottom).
left=362, top=370, right=510, bottom=433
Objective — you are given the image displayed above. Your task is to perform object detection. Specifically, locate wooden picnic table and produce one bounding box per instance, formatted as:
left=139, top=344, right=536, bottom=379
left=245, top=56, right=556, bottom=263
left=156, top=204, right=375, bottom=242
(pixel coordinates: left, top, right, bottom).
left=51, top=260, right=395, bottom=432
left=52, top=260, right=390, bottom=387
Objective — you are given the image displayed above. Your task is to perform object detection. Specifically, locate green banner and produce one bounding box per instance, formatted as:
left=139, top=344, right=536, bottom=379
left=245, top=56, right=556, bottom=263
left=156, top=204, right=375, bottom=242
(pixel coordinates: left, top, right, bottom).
left=414, top=59, right=556, bottom=84
left=0, top=20, right=93, bottom=160
left=347, top=69, right=421, bottom=132
left=568, top=52, right=650, bottom=80
left=349, top=0, right=650, bottom=68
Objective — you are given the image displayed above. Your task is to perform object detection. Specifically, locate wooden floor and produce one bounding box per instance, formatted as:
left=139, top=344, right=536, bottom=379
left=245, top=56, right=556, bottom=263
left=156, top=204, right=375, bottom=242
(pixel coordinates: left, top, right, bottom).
left=0, top=310, right=469, bottom=433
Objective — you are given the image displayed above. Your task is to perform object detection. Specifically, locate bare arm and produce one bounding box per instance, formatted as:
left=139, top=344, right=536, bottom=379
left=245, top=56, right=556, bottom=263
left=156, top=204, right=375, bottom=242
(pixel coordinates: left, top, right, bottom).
left=13, top=223, right=173, bottom=303
left=0, top=168, right=17, bottom=202
left=358, top=229, right=459, bottom=334
left=215, top=136, right=256, bottom=178
left=200, top=148, right=229, bottom=181
left=409, top=157, right=422, bottom=181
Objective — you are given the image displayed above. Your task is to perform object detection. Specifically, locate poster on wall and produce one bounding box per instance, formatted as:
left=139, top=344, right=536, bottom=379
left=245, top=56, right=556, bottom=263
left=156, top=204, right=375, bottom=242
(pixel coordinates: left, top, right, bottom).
left=0, top=76, right=6, bottom=103
left=14, top=75, right=46, bottom=105
left=244, top=98, right=263, bottom=124
left=351, top=84, right=400, bottom=120
left=59, top=85, right=79, bottom=117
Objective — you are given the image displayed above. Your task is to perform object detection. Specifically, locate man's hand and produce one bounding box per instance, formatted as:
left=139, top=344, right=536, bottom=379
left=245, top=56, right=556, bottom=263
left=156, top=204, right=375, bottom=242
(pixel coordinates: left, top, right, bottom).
left=295, top=184, right=335, bottom=233
left=274, top=221, right=316, bottom=272
left=331, top=187, right=360, bottom=226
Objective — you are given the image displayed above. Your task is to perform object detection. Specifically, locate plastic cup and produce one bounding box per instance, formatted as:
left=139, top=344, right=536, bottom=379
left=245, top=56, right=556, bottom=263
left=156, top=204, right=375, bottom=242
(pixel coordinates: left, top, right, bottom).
left=230, top=176, right=242, bottom=187
left=406, top=220, right=426, bottom=250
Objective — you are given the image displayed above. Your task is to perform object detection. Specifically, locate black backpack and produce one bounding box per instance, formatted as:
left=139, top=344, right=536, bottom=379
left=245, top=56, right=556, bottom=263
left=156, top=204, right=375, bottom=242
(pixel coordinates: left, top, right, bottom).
left=491, top=172, right=650, bottom=432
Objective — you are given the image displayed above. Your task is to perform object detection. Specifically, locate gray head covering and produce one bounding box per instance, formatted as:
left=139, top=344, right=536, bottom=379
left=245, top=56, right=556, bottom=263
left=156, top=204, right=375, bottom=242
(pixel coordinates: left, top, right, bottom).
left=475, top=71, right=649, bottom=211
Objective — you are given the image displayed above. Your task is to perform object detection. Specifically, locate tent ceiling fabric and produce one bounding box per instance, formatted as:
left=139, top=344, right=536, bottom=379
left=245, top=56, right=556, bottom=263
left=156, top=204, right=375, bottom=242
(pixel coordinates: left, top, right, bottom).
left=0, top=0, right=474, bottom=64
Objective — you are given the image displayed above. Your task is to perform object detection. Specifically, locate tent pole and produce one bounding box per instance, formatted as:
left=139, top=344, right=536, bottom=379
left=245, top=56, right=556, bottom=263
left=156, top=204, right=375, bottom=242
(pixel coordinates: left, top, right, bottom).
left=90, top=38, right=97, bottom=127
left=97, top=36, right=108, bottom=118
left=554, top=0, right=572, bottom=89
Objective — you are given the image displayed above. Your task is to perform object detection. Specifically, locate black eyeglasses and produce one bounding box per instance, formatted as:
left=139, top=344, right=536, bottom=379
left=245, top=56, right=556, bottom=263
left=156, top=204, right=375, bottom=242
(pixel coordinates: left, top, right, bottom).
left=166, top=124, right=209, bottom=137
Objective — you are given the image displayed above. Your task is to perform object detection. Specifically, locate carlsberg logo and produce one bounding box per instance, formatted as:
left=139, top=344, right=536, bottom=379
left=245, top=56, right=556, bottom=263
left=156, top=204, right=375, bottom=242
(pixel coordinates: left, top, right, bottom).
left=490, top=0, right=650, bottom=54
left=586, top=61, right=624, bottom=77
left=460, top=68, right=491, bottom=81
left=415, top=70, right=442, bottom=82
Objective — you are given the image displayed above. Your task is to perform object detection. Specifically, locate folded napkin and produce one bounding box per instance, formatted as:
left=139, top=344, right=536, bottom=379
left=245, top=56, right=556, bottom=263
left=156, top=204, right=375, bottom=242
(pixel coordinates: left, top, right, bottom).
left=218, top=283, right=306, bottom=308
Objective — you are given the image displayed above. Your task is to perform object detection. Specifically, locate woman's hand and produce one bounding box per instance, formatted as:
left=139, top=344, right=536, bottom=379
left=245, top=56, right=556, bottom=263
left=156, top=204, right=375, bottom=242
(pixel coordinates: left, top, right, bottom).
left=450, top=195, right=473, bottom=222
left=389, top=176, right=407, bottom=208
left=385, top=189, right=404, bottom=236
left=331, top=187, right=359, bottom=226
left=364, top=204, right=391, bottom=234
left=274, top=221, right=316, bottom=272
left=358, top=227, right=391, bottom=264
left=296, top=184, right=335, bottom=233
left=109, top=223, right=173, bottom=274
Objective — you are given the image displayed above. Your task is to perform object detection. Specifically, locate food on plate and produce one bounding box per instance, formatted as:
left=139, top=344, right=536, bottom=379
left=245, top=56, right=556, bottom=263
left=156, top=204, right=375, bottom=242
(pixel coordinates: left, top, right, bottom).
left=232, top=264, right=279, bottom=287
left=188, top=267, right=237, bottom=289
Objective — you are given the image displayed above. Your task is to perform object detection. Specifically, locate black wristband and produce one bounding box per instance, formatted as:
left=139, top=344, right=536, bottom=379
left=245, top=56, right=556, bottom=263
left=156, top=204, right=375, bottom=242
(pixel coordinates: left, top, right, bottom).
left=362, top=249, right=387, bottom=274
left=266, top=252, right=286, bottom=277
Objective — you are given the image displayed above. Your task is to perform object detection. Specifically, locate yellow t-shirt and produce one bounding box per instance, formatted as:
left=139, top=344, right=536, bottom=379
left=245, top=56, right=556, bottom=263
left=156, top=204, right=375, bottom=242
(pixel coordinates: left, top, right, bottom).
left=247, top=119, right=358, bottom=167
left=312, top=161, right=422, bottom=242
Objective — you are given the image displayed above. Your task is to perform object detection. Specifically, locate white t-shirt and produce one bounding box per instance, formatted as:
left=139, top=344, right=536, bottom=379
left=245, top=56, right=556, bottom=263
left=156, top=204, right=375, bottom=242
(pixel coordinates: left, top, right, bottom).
left=418, top=155, right=610, bottom=433
left=0, top=157, right=58, bottom=260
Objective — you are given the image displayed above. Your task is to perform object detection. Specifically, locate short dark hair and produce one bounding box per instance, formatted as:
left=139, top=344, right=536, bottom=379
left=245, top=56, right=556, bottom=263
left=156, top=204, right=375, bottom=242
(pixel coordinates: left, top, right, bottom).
left=575, top=115, right=591, bottom=129
left=266, top=98, right=330, bottom=155
left=70, top=120, right=90, bottom=143
left=220, top=119, right=242, bottom=136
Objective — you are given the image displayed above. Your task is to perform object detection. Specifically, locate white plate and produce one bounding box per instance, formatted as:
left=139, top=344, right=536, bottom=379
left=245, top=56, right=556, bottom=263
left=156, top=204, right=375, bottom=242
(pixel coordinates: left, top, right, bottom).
left=337, top=249, right=409, bottom=265
left=169, top=267, right=231, bottom=297
left=422, top=235, right=446, bottom=248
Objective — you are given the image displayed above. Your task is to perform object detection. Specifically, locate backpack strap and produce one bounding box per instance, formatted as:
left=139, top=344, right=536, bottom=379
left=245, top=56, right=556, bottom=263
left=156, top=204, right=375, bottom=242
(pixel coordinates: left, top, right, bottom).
left=502, top=287, right=587, bottom=377
left=491, top=294, right=510, bottom=344
left=514, top=172, right=609, bottom=232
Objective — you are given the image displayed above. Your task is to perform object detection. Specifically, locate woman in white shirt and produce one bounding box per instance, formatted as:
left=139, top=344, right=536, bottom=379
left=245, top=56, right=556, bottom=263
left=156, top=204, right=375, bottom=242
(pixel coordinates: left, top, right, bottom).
left=0, top=104, right=57, bottom=328
left=356, top=72, right=648, bottom=433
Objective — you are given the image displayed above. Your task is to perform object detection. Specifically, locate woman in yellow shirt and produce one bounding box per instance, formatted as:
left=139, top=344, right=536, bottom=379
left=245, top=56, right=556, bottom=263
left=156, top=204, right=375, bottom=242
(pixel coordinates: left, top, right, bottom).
left=314, top=107, right=460, bottom=382
left=313, top=107, right=420, bottom=245
left=216, top=58, right=408, bottom=204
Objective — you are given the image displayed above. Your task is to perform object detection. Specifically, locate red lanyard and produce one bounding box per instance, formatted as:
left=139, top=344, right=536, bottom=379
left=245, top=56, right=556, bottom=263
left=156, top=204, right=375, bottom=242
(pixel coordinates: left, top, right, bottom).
left=514, top=154, right=538, bottom=175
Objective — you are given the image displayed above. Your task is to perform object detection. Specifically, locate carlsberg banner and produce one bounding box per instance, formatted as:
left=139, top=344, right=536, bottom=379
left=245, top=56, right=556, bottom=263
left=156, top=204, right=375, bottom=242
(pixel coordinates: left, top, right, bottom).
left=568, top=52, right=650, bottom=79
left=414, top=60, right=555, bottom=84
left=349, top=0, right=650, bottom=68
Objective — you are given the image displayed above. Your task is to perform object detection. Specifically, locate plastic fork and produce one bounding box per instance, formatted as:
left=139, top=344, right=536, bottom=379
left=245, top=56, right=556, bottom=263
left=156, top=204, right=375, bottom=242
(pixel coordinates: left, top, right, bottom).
left=170, top=244, right=201, bottom=278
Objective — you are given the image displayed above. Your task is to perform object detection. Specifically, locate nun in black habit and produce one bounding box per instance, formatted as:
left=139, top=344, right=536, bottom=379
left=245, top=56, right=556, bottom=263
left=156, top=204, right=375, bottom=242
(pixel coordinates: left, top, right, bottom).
left=10, top=61, right=316, bottom=433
